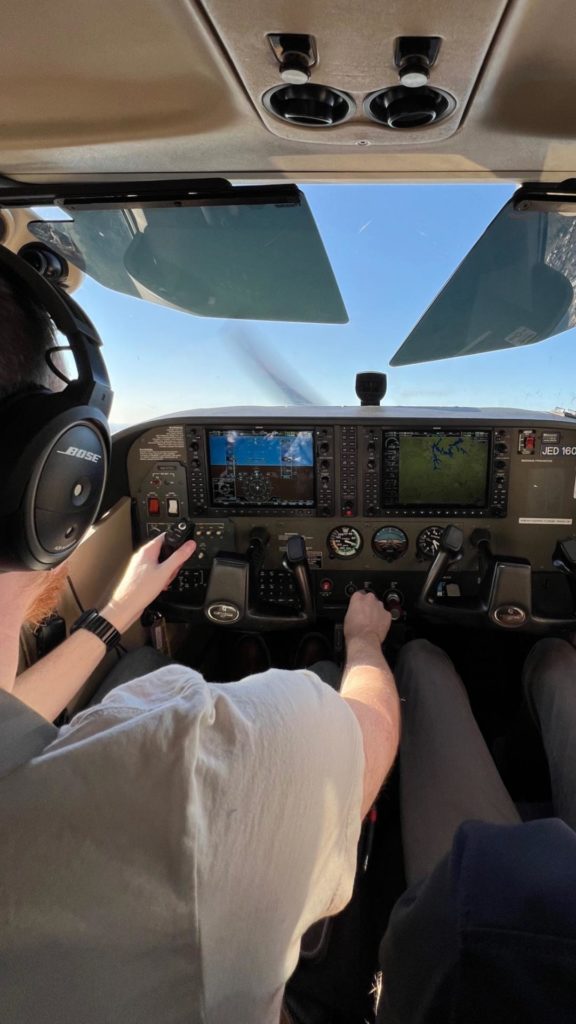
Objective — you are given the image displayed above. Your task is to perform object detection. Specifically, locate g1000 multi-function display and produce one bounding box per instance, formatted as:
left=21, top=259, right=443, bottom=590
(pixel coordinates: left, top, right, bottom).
left=124, top=411, right=576, bottom=631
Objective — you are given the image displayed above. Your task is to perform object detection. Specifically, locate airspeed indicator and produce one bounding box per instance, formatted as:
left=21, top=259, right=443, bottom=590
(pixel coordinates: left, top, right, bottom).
left=328, top=526, right=363, bottom=559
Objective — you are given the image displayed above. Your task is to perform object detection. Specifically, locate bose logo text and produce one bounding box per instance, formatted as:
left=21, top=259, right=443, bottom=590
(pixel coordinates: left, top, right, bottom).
left=56, top=446, right=102, bottom=463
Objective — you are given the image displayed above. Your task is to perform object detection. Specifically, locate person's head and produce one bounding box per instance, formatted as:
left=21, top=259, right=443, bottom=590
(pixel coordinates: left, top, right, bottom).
left=0, top=268, right=69, bottom=622
left=0, top=268, right=64, bottom=401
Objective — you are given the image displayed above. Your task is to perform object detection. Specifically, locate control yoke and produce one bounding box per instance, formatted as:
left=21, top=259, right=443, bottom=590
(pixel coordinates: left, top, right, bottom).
left=418, top=525, right=576, bottom=631
left=203, top=527, right=315, bottom=629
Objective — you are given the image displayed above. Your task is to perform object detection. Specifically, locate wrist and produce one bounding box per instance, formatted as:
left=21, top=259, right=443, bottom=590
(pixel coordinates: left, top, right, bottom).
left=70, top=609, right=123, bottom=652
left=345, top=631, right=383, bottom=651
left=100, top=601, right=132, bottom=636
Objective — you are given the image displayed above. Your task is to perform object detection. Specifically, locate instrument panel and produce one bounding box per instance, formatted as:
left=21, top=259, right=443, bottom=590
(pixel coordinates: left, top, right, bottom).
left=122, top=411, right=576, bottom=622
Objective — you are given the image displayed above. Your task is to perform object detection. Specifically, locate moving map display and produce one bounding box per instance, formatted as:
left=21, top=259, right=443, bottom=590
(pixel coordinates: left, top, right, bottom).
left=208, top=430, right=315, bottom=508
left=396, top=431, right=490, bottom=506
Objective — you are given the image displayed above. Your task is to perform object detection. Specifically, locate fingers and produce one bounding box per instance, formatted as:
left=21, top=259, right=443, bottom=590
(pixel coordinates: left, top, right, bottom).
left=136, top=531, right=167, bottom=564
left=163, top=540, right=194, bottom=573
left=350, top=589, right=380, bottom=606
left=143, top=531, right=166, bottom=552
left=162, top=540, right=196, bottom=579
left=138, top=533, right=194, bottom=570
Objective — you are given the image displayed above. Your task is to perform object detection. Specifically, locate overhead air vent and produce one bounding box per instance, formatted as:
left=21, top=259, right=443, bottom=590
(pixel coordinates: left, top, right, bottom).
left=262, top=84, right=354, bottom=127
left=365, top=85, right=456, bottom=129
left=18, top=242, right=69, bottom=285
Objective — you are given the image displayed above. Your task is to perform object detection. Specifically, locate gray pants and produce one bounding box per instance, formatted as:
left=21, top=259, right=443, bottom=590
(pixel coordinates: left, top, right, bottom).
left=398, top=637, right=576, bottom=886
left=88, top=647, right=172, bottom=706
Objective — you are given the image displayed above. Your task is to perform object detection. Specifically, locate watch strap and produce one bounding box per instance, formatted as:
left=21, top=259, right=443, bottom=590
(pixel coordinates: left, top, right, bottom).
left=70, top=609, right=121, bottom=650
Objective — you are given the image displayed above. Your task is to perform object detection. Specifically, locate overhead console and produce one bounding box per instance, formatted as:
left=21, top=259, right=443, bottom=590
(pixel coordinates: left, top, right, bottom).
left=122, top=410, right=576, bottom=631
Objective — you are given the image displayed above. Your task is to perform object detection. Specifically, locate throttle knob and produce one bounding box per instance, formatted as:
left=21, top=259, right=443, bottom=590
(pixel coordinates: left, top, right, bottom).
left=384, top=590, right=403, bottom=621
left=159, top=518, right=195, bottom=562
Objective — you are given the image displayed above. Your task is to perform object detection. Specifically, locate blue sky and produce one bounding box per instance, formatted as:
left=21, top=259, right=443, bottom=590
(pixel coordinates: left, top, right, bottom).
left=67, top=184, right=576, bottom=426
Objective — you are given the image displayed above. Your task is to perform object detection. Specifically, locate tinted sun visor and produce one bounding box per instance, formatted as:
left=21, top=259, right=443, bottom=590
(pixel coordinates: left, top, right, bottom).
left=390, top=181, right=576, bottom=366
left=20, top=180, right=347, bottom=324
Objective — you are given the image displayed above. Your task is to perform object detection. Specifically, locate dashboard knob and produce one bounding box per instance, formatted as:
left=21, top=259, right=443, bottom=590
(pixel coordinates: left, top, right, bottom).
left=383, top=589, right=403, bottom=620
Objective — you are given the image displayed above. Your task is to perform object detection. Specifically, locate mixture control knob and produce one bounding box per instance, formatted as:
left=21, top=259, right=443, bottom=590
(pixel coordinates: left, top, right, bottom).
left=383, top=589, right=403, bottom=621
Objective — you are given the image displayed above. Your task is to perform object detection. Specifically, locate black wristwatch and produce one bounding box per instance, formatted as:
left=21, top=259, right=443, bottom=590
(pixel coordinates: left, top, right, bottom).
left=70, top=609, right=122, bottom=650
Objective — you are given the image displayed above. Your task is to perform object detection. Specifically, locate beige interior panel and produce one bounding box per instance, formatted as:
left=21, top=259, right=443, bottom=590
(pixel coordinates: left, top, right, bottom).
left=0, top=0, right=249, bottom=148
left=201, top=0, right=510, bottom=145
left=0, top=0, right=575, bottom=180
left=474, top=0, right=576, bottom=141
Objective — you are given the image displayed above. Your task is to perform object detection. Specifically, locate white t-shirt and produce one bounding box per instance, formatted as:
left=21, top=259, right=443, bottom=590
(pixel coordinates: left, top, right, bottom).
left=0, top=665, right=364, bottom=1024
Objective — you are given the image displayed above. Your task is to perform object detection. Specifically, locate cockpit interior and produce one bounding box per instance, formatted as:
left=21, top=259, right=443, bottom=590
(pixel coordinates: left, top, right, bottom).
left=4, top=0, right=576, bottom=1020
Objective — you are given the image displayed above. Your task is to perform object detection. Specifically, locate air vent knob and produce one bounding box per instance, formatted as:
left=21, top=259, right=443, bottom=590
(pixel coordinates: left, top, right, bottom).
left=398, top=57, right=430, bottom=89
left=395, top=36, right=441, bottom=89
left=279, top=53, right=311, bottom=85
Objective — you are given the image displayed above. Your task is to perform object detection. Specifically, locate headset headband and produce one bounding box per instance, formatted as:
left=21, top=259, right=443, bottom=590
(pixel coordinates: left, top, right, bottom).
left=0, top=242, right=113, bottom=571
left=0, top=243, right=112, bottom=414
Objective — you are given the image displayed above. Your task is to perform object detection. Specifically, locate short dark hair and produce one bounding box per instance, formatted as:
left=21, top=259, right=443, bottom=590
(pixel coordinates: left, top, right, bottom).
left=0, top=270, right=58, bottom=401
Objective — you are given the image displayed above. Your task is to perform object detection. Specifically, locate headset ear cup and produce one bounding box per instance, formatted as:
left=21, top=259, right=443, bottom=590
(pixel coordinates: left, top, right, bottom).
left=29, top=420, right=108, bottom=563
left=0, top=397, right=110, bottom=571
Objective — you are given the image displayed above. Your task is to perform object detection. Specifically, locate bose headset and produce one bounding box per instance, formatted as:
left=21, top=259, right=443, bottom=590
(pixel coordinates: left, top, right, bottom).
left=0, top=243, right=112, bottom=571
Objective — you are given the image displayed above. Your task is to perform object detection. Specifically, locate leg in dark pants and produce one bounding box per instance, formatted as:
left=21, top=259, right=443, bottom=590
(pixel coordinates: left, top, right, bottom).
left=87, top=646, right=173, bottom=706
left=397, top=639, right=520, bottom=886
left=523, top=637, right=576, bottom=830
left=308, top=660, right=341, bottom=690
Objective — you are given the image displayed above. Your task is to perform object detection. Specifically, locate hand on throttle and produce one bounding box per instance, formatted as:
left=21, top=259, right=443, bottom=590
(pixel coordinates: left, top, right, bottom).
left=102, top=532, right=196, bottom=634
left=344, top=590, right=391, bottom=648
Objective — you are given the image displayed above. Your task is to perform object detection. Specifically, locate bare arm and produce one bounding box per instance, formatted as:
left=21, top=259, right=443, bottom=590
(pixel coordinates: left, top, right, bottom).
left=341, top=591, right=400, bottom=818
left=12, top=533, right=195, bottom=721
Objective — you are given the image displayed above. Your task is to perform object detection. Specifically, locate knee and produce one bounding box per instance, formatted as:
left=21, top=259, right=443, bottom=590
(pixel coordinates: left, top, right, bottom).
left=523, top=637, right=576, bottom=703
left=309, top=660, right=341, bottom=689
left=394, top=639, right=455, bottom=697
left=396, top=638, right=450, bottom=671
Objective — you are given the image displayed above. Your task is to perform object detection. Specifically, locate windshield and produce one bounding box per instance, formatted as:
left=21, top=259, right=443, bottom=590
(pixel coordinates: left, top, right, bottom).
left=35, top=184, right=576, bottom=427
